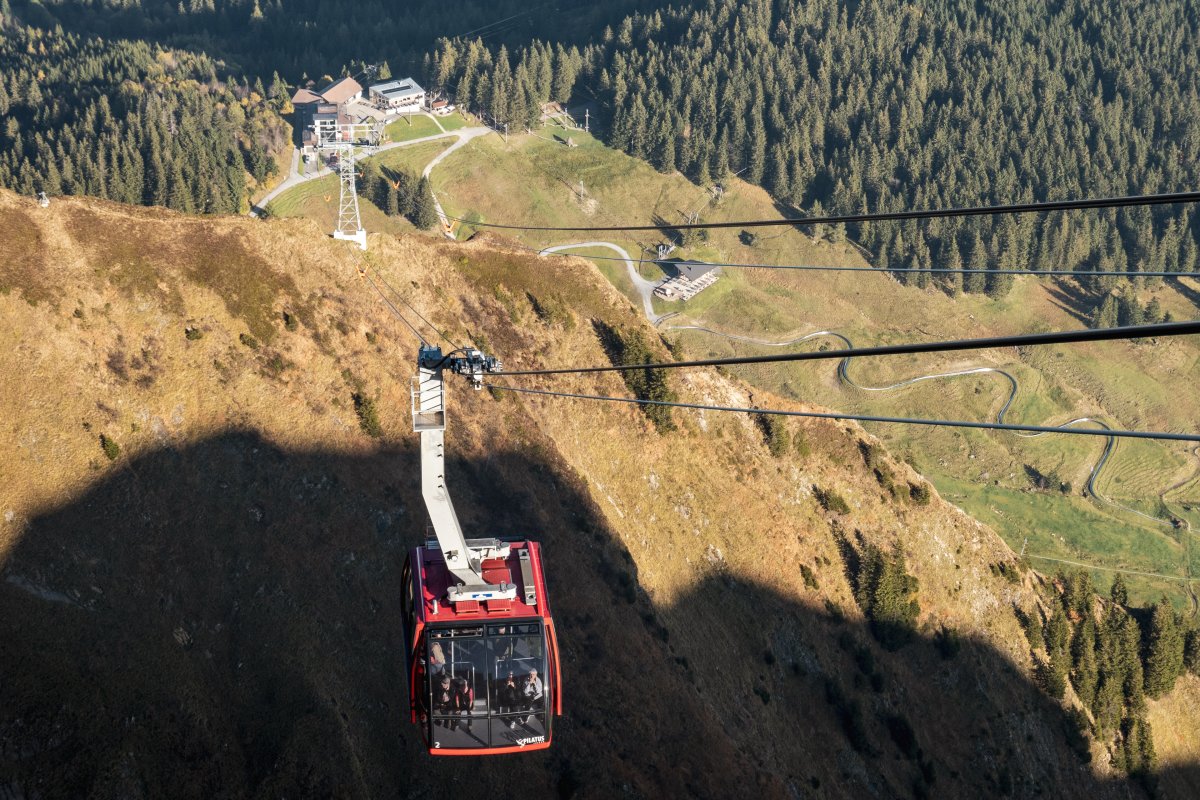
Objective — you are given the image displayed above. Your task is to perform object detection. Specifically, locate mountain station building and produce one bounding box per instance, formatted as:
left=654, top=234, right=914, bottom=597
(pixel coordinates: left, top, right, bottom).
left=369, top=79, right=426, bottom=112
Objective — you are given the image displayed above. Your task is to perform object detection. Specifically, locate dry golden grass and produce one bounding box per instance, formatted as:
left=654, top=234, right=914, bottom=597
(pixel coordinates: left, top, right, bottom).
left=1, top=189, right=1193, bottom=798
left=1148, top=674, right=1200, bottom=796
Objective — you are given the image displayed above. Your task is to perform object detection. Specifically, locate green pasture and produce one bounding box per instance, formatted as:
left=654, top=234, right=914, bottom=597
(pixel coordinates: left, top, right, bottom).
left=384, top=114, right=442, bottom=142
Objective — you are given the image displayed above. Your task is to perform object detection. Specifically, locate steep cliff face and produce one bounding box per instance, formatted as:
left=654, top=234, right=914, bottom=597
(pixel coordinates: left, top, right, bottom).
left=0, top=191, right=1192, bottom=798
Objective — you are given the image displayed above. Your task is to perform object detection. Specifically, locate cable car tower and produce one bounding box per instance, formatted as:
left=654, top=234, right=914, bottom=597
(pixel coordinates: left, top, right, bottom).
left=315, top=119, right=382, bottom=250
left=402, top=344, right=563, bottom=754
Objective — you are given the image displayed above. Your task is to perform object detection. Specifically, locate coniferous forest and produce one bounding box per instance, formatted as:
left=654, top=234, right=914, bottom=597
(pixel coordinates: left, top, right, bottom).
left=0, top=12, right=288, bottom=213
left=8, top=0, right=656, bottom=78
left=427, top=0, right=1200, bottom=300
left=9, top=0, right=1200, bottom=302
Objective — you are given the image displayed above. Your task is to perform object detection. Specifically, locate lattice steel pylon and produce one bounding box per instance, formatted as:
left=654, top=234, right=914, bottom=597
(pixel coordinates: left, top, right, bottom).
left=317, top=121, right=382, bottom=251
left=333, top=144, right=366, bottom=248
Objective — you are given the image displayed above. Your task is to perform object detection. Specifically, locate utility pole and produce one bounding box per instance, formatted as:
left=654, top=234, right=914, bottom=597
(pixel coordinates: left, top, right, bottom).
left=503, top=122, right=508, bottom=144
left=584, top=109, right=589, bottom=133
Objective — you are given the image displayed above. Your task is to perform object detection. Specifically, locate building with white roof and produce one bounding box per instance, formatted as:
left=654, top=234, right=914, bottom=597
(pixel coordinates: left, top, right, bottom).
left=653, top=261, right=723, bottom=302
left=369, top=78, right=426, bottom=111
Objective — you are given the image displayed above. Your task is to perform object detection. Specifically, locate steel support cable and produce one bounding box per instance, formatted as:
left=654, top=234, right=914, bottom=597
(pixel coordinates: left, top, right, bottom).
left=670, top=324, right=1178, bottom=526
left=451, top=3, right=553, bottom=39
left=665, top=325, right=1019, bottom=417
left=360, top=270, right=428, bottom=344
left=670, top=325, right=1190, bottom=606
left=447, top=190, right=1200, bottom=233
left=362, top=263, right=462, bottom=349
left=529, top=244, right=1199, bottom=280
left=492, top=320, right=1200, bottom=377
left=495, top=351, right=1200, bottom=594
left=484, top=383, right=1200, bottom=443
left=1023, top=554, right=1193, bottom=583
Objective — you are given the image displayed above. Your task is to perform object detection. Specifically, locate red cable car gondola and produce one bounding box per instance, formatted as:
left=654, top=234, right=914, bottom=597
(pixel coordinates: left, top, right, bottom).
left=401, top=345, right=562, bottom=755
left=402, top=540, right=562, bottom=754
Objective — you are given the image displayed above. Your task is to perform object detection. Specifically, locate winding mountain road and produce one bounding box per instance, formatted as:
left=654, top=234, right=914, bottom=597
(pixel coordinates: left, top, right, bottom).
left=539, top=242, right=661, bottom=321
left=423, top=127, right=493, bottom=238
left=662, top=323, right=1182, bottom=529
left=251, top=126, right=493, bottom=218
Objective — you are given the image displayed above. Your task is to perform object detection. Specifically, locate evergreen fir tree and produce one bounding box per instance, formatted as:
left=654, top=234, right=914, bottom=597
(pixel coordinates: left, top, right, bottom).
left=984, top=260, right=1014, bottom=299
left=964, top=232, right=987, bottom=294
left=1091, top=294, right=1119, bottom=329
left=1071, top=617, right=1099, bottom=710
left=1023, top=607, right=1044, bottom=651
left=413, top=176, right=437, bottom=230
left=941, top=238, right=963, bottom=296
left=747, top=111, right=766, bottom=185
left=1121, top=712, right=1157, bottom=783
left=1110, top=573, right=1129, bottom=606
left=852, top=543, right=920, bottom=651
left=1182, top=237, right=1199, bottom=273
left=767, top=142, right=788, bottom=198
left=167, top=160, right=191, bottom=212
left=1117, top=292, right=1145, bottom=327
left=655, top=120, right=676, bottom=173
left=489, top=47, right=513, bottom=123
left=1063, top=570, right=1095, bottom=619
left=1144, top=597, right=1185, bottom=698
left=1043, top=604, right=1071, bottom=698
left=1184, top=628, right=1200, bottom=675
left=359, top=160, right=381, bottom=209
left=385, top=181, right=399, bottom=216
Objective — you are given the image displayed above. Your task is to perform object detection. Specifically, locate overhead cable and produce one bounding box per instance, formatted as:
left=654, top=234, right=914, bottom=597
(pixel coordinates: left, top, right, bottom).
left=360, top=270, right=428, bottom=344
left=532, top=245, right=1199, bottom=280
left=1024, top=554, right=1192, bottom=583
left=448, top=190, right=1200, bottom=232
left=486, top=383, right=1200, bottom=443
left=363, top=263, right=462, bottom=349
left=492, top=320, right=1200, bottom=377
left=452, top=4, right=550, bottom=39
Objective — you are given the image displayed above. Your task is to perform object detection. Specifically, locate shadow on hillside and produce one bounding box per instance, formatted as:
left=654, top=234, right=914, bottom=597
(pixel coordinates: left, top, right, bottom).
left=2, top=432, right=1198, bottom=799
left=1042, top=281, right=1095, bottom=325
left=1169, top=275, right=1200, bottom=309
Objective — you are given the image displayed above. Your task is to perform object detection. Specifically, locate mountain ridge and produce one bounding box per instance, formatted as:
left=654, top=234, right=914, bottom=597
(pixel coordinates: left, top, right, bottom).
left=1, top=189, right=1196, bottom=797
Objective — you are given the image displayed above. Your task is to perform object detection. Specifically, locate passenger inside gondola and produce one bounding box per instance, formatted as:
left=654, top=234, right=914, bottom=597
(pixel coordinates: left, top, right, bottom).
left=450, top=677, right=474, bottom=731
left=424, top=624, right=549, bottom=749
left=522, top=668, right=543, bottom=723
left=432, top=674, right=453, bottom=720
left=428, top=641, right=446, bottom=676
left=496, top=671, right=520, bottom=716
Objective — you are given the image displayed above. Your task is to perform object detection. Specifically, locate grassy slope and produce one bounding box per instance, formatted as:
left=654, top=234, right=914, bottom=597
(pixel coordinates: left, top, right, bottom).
left=266, top=140, right=451, bottom=236
left=383, top=114, right=441, bottom=142
left=1148, top=674, right=1200, bottom=798
left=437, top=111, right=468, bottom=131
left=0, top=190, right=1179, bottom=797
left=416, top=130, right=1200, bottom=610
